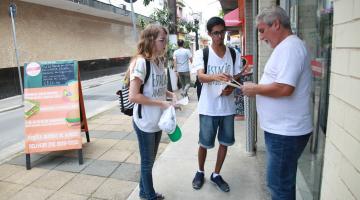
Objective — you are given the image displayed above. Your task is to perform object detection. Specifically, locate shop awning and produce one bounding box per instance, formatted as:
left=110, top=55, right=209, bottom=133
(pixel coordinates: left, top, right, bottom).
left=224, top=8, right=242, bottom=27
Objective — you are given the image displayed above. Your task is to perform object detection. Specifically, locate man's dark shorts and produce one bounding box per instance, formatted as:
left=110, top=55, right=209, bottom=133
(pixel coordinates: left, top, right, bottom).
left=199, top=114, right=235, bottom=149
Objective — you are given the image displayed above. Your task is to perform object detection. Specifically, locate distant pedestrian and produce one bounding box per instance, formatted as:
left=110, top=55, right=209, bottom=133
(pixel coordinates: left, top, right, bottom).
left=129, top=24, right=177, bottom=200
left=173, top=39, right=193, bottom=97
left=191, top=17, right=241, bottom=193
left=241, top=6, right=313, bottom=200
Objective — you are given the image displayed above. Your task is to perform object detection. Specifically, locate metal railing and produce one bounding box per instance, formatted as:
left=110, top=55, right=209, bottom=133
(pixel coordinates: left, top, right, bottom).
left=68, top=0, right=129, bottom=16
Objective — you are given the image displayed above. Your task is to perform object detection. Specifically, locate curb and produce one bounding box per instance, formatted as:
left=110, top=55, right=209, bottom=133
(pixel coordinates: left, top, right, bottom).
left=86, top=101, right=118, bottom=119
left=0, top=142, right=24, bottom=165
left=0, top=104, right=23, bottom=114
left=81, top=73, right=124, bottom=90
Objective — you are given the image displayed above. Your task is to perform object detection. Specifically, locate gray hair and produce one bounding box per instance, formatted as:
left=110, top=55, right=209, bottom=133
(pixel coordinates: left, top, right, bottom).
left=256, top=6, right=291, bottom=29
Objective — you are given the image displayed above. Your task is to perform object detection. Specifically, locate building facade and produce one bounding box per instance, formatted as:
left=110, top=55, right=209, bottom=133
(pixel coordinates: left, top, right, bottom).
left=0, top=0, right=162, bottom=99
left=223, top=0, right=360, bottom=199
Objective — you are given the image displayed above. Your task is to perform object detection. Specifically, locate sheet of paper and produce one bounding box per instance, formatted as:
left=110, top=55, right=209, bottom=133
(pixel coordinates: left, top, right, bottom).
left=220, top=81, right=242, bottom=89
left=176, top=96, right=189, bottom=106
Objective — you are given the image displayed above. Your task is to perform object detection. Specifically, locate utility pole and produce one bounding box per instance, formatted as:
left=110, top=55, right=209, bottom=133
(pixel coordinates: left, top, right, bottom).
left=124, top=0, right=138, bottom=41
left=9, top=2, right=24, bottom=101
left=194, top=19, right=199, bottom=50
left=167, top=0, right=177, bottom=34
left=192, top=12, right=201, bottom=50
left=165, top=0, right=177, bottom=92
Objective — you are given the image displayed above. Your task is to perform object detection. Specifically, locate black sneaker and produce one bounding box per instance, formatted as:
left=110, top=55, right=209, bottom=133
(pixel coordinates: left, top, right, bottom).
left=192, top=171, right=205, bottom=190
left=210, top=173, right=230, bottom=192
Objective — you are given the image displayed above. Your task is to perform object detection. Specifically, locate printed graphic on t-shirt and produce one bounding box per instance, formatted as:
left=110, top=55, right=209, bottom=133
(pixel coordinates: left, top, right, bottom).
left=152, top=73, right=167, bottom=98
left=134, top=67, right=144, bottom=76
left=207, top=62, right=232, bottom=86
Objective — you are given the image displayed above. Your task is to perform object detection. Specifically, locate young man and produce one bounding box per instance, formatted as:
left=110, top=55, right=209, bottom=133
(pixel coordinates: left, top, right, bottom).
left=241, top=6, right=312, bottom=200
left=173, top=39, right=192, bottom=97
left=191, top=17, right=241, bottom=192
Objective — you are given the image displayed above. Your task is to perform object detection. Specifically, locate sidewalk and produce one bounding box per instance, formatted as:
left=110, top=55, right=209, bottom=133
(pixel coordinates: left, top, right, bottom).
left=0, top=88, right=269, bottom=200
left=127, top=92, right=269, bottom=200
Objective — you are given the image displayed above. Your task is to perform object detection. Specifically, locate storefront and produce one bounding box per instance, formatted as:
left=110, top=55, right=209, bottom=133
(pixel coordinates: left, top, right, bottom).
left=280, top=0, right=334, bottom=199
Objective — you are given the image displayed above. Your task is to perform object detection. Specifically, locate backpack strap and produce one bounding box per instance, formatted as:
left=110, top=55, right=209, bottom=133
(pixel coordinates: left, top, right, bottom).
left=195, top=47, right=209, bottom=100
left=204, top=47, right=235, bottom=72
left=229, top=47, right=236, bottom=66
left=144, top=59, right=151, bottom=83
left=138, top=59, right=151, bottom=118
left=203, top=47, right=209, bottom=74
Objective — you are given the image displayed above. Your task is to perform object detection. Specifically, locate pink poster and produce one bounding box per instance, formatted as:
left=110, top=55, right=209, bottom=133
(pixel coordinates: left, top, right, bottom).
left=24, top=61, right=82, bottom=153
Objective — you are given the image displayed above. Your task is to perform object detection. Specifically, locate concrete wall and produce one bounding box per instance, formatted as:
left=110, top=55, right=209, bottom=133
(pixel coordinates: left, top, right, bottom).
left=244, top=0, right=254, bottom=55
left=320, top=0, right=360, bottom=199
left=257, top=0, right=276, bottom=77
left=298, top=1, right=317, bottom=57
left=0, top=0, right=137, bottom=69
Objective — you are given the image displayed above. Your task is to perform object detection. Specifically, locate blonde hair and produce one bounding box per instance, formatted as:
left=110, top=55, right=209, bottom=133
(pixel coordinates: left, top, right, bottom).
left=137, top=24, right=168, bottom=59
left=123, top=24, right=168, bottom=86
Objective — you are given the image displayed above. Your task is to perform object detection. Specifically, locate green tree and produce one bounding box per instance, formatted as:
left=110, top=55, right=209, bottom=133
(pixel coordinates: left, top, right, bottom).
left=150, top=8, right=176, bottom=33
left=136, top=7, right=199, bottom=68
left=219, top=9, right=224, bottom=17
left=177, top=19, right=199, bottom=34
left=143, top=0, right=154, bottom=6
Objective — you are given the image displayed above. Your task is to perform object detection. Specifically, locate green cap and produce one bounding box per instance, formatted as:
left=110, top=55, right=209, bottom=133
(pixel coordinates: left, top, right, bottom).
left=168, top=124, right=182, bottom=142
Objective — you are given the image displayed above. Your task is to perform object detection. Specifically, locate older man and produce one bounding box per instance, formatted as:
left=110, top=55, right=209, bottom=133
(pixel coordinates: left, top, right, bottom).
left=242, top=6, right=313, bottom=200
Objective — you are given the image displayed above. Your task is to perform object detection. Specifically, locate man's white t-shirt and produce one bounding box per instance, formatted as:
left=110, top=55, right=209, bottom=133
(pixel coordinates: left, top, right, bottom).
left=193, top=46, right=241, bottom=116
left=130, top=58, right=167, bottom=133
left=173, top=48, right=192, bottom=72
left=256, top=35, right=313, bottom=136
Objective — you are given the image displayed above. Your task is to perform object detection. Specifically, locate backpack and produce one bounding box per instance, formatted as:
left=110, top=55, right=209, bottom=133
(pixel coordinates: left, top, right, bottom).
left=195, top=47, right=236, bottom=99
left=117, top=59, right=150, bottom=118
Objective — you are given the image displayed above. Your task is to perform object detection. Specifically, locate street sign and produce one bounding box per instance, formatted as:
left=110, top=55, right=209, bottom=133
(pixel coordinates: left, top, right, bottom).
left=8, top=3, right=17, bottom=17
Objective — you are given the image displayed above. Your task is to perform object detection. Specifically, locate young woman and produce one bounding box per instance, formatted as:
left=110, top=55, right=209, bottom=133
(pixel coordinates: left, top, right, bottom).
left=129, top=24, right=176, bottom=200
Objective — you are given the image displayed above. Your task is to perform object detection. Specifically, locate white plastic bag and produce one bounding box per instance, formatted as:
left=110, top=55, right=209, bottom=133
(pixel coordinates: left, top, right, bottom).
left=168, top=68, right=179, bottom=91
left=158, top=106, right=176, bottom=133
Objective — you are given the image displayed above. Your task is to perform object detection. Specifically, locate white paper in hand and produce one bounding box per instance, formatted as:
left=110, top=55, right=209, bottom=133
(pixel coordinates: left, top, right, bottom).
left=158, top=106, right=176, bottom=133
left=176, top=96, right=189, bottom=106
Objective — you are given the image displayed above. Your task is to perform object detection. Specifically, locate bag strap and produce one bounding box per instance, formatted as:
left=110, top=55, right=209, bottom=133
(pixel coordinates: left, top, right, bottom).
left=138, top=59, right=151, bottom=118
left=203, top=47, right=236, bottom=73
left=195, top=47, right=209, bottom=96
left=203, top=47, right=209, bottom=74
left=229, top=47, right=236, bottom=66
left=195, top=47, right=211, bottom=99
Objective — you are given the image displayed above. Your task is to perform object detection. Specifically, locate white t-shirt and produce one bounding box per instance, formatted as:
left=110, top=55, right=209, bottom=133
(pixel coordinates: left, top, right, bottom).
left=130, top=58, right=167, bottom=133
left=256, top=35, right=313, bottom=136
left=193, top=46, right=242, bottom=116
left=173, top=48, right=192, bottom=72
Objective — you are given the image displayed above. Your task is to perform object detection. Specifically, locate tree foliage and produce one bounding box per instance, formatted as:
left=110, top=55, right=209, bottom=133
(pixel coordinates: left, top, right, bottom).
left=177, top=19, right=199, bottom=33
left=143, top=0, right=154, bottom=6
left=219, top=9, right=224, bottom=17
left=150, top=8, right=176, bottom=33
left=136, top=6, right=200, bottom=67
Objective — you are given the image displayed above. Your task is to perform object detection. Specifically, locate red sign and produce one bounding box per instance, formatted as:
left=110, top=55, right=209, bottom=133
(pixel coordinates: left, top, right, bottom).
left=311, top=60, right=323, bottom=77
left=224, top=8, right=242, bottom=27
